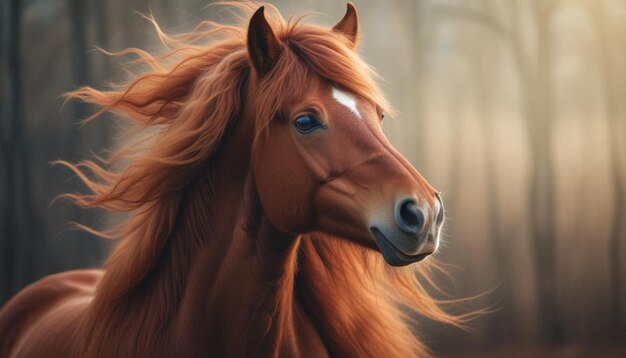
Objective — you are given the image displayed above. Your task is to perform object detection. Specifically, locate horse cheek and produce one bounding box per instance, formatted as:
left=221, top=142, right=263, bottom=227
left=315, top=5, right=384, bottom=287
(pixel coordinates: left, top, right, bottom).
left=254, top=141, right=314, bottom=235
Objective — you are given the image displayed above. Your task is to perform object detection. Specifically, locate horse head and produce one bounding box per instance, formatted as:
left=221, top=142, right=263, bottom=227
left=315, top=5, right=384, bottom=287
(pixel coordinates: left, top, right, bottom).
left=245, top=5, right=444, bottom=267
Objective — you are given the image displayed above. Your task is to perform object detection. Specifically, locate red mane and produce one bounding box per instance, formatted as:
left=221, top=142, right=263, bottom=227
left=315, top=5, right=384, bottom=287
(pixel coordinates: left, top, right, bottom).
left=56, top=2, right=469, bottom=356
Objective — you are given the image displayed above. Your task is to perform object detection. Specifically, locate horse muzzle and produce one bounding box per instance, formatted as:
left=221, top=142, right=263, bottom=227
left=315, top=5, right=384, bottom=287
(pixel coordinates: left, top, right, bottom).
left=370, top=193, right=444, bottom=267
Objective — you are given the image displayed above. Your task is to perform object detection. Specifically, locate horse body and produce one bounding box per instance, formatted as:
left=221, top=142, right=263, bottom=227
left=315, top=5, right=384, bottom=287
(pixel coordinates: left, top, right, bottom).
left=1, top=3, right=461, bottom=357
left=0, top=270, right=100, bottom=357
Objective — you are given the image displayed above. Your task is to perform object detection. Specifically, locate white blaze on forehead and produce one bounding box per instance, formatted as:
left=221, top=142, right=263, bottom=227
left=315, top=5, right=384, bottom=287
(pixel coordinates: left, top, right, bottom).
left=332, top=87, right=362, bottom=120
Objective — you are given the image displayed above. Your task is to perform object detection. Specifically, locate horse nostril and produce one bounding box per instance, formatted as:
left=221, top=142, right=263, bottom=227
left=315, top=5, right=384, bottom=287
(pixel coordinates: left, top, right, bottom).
left=401, top=202, right=421, bottom=226
left=395, top=198, right=424, bottom=236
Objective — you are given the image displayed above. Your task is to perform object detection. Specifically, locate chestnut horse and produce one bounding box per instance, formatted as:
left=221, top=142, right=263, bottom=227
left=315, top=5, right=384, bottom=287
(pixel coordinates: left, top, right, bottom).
left=0, top=3, right=462, bottom=357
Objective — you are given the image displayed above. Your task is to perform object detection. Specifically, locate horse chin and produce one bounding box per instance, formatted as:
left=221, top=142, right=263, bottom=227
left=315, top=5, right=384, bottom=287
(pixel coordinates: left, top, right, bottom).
left=370, top=227, right=431, bottom=267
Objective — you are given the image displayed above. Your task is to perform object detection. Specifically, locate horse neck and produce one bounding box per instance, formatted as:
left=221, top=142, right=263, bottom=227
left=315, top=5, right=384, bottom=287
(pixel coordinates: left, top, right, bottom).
left=167, top=114, right=305, bottom=355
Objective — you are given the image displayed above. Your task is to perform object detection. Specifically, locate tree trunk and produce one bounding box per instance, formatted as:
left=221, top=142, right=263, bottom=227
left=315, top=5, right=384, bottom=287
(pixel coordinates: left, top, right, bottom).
left=4, top=0, right=36, bottom=302
left=393, top=0, right=429, bottom=169
left=66, top=0, right=90, bottom=158
left=525, top=1, right=563, bottom=343
left=526, top=87, right=562, bottom=344
left=474, top=32, right=513, bottom=345
left=592, top=2, right=626, bottom=338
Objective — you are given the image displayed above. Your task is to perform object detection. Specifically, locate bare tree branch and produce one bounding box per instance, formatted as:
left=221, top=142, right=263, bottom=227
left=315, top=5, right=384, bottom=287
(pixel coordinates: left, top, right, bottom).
left=431, top=2, right=532, bottom=90
left=432, top=3, right=517, bottom=44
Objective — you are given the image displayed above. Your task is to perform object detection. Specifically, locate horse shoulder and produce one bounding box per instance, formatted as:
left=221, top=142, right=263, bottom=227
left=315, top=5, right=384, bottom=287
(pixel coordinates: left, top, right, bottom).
left=0, top=269, right=102, bottom=357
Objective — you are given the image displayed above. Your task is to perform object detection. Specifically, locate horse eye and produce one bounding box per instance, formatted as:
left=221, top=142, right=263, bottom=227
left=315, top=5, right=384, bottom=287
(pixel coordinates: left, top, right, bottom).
left=294, top=114, right=322, bottom=134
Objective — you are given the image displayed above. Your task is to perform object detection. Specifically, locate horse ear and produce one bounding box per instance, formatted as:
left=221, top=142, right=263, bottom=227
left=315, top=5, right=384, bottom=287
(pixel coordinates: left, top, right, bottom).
left=332, top=3, right=359, bottom=48
left=247, top=6, right=282, bottom=76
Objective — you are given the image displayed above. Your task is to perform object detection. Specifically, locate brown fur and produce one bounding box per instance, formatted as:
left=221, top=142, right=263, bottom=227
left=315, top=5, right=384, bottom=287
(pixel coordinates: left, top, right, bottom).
left=0, top=3, right=466, bottom=357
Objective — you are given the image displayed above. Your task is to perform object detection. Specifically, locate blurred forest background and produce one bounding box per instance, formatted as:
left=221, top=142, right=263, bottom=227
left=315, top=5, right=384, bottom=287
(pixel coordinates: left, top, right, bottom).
left=1, top=0, right=625, bottom=356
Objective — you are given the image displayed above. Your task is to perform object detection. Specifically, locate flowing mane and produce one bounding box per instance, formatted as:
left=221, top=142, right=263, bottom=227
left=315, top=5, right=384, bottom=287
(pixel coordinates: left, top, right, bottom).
left=56, top=2, right=467, bottom=356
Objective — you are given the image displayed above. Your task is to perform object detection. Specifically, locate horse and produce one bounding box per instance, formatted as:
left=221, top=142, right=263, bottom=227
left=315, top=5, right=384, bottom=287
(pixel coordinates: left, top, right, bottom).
left=0, top=2, right=463, bottom=357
